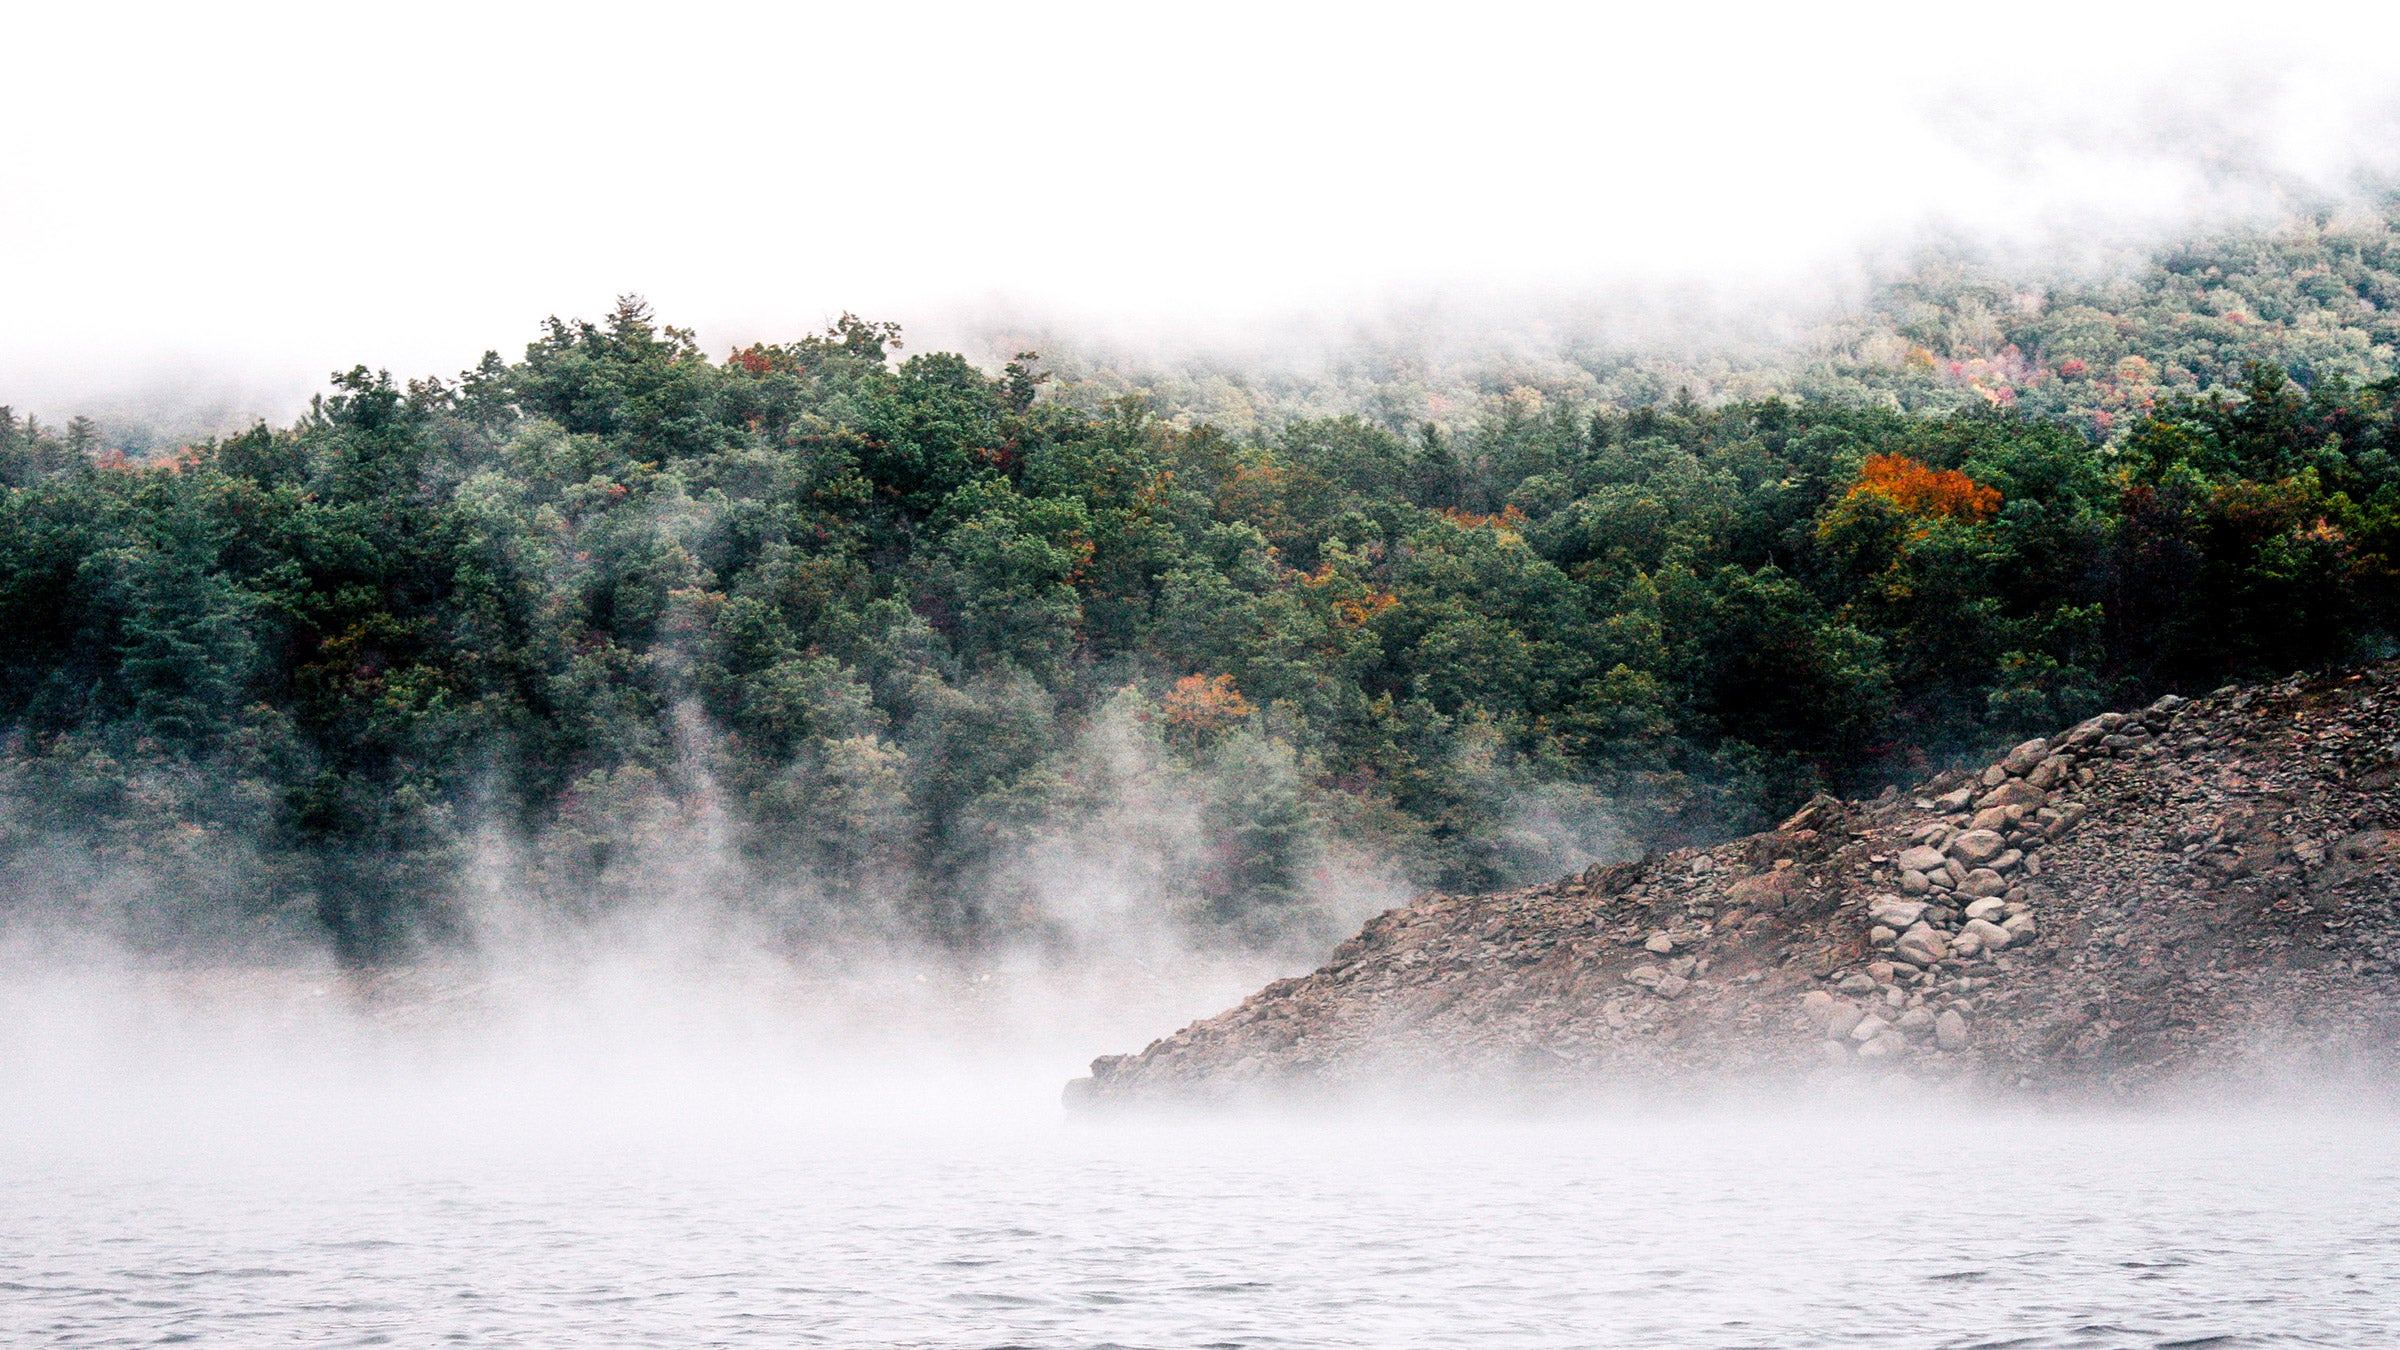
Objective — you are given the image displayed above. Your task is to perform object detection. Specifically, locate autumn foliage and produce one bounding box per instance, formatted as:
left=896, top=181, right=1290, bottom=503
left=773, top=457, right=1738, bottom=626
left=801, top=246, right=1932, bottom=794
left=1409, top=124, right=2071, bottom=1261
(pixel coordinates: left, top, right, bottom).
left=1162, top=674, right=1255, bottom=746
left=1437, top=504, right=1528, bottom=534
left=1842, top=454, right=2001, bottom=523
left=1297, top=559, right=1396, bottom=629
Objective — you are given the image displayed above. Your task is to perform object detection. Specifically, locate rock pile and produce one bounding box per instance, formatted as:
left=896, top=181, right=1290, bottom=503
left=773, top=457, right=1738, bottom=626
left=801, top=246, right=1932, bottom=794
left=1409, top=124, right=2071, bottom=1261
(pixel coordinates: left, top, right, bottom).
left=1069, top=663, right=2400, bottom=1105
left=1788, top=698, right=2189, bottom=1066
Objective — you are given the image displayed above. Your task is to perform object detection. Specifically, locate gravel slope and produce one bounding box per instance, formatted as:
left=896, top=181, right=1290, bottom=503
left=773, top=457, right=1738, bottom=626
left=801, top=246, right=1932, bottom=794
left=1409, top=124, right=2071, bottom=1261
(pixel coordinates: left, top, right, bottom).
left=1070, top=663, right=2400, bottom=1105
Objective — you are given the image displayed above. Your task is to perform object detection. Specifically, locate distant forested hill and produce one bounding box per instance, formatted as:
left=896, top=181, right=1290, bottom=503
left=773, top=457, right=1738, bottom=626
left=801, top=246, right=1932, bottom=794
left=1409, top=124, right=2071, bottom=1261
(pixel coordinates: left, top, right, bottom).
left=1040, top=204, right=2400, bottom=440
left=3, top=212, right=2396, bottom=958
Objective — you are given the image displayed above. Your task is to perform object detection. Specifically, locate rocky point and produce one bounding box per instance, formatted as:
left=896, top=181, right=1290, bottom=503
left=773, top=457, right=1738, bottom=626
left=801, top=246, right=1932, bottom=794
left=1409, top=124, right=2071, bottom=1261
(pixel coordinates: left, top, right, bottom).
left=1069, top=662, right=2400, bottom=1105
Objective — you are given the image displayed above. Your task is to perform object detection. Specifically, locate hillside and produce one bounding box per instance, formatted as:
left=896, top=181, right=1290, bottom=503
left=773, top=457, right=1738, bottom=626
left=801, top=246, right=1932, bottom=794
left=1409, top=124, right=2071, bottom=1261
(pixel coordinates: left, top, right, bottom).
left=3, top=211, right=2397, bottom=961
left=1069, top=662, right=2400, bottom=1102
left=1039, top=204, right=2400, bottom=441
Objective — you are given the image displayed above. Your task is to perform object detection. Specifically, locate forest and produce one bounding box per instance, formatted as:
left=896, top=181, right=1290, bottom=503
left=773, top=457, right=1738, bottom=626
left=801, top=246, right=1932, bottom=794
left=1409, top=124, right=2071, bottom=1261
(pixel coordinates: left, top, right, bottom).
left=3, top=212, right=2398, bottom=959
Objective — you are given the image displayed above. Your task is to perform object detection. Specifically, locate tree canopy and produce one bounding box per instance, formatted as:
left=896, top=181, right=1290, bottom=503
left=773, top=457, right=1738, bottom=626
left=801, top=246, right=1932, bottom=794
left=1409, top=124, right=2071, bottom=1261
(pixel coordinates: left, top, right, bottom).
left=5, top=252, right=2397, bottom=959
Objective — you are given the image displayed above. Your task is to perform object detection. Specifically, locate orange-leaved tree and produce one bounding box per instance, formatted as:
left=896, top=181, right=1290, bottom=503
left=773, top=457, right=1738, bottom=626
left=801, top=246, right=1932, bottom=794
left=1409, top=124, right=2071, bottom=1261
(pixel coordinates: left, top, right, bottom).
left=1162, top=674, right=1254, bottom=749
left=1843, top=454, right=2001, bottom=523
left=1815, top=454, right=2004, bottom=586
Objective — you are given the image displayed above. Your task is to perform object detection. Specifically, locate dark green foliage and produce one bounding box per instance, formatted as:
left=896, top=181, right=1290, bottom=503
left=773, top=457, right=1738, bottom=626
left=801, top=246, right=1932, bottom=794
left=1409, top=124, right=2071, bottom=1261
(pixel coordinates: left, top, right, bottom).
left=5, top=249, right=2398, bottom=958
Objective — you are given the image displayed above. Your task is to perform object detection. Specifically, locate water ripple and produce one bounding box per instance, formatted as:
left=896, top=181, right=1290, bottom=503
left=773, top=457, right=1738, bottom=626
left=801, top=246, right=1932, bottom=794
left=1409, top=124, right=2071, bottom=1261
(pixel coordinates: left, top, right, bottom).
left=3, top=1113, right=2394, bottom=1347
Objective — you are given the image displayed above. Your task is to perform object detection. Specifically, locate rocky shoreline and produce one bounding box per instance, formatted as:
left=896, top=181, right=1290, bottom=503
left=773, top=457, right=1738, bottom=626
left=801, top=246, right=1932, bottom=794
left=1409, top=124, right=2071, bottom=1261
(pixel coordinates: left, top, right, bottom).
left=1069, top=662, right=2400, bottom=1105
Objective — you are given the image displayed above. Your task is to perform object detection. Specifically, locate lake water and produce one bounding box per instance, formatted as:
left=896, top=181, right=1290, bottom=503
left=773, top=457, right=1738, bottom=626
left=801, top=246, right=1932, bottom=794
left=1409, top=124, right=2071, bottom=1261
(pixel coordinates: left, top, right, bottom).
left=3, top=963, right=2396, bottom=1347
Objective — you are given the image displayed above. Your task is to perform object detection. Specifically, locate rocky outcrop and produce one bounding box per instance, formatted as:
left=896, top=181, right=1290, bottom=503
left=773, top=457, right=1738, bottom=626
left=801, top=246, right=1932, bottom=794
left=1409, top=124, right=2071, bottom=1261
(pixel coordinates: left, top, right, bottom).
left=1069, top=663, right=2400, bottom=1104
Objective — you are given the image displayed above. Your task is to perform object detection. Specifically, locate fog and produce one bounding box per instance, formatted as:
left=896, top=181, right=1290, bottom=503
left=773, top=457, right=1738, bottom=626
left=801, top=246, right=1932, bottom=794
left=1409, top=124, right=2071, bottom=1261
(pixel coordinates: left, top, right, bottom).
left=7, top=10, right=2400, bottom=1342
left=8, top=2, right=2400, bottom=428
left=5, top=741, right=2393, bottom=1344
left=2, top=0, right=2392, bottom=1105
left=9, top=917, right=2399, bottom=1345
left=3, top=0, right=2393, bottom=1090
left=0, top=680, right=1408, bottom=1142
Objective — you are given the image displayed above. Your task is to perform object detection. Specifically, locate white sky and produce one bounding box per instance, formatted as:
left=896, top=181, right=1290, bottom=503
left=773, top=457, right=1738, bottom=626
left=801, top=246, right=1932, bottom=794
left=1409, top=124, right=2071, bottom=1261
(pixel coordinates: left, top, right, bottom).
left=5, top=0, right=2400, bottom=420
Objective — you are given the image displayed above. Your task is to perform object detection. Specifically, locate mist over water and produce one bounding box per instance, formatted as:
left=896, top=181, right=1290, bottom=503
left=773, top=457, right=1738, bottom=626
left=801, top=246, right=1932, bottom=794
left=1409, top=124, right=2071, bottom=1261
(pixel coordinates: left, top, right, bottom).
left=7, top=843, right=2399, bottom=1347
left=9, top=8, right=2400, bottom=1345
left=5, top=939, right=2395, bottom=1348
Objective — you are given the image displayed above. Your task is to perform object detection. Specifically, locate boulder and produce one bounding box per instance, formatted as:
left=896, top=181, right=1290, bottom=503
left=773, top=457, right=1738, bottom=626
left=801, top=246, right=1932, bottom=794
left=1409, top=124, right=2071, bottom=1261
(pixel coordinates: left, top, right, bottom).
left=2064, top=716, right=2109, bottom=748
left=1976, top=780, right=2048, bottom=810
left=1895, top=924, right=1950, bottom=966
left=1825, top=1004, right=1866, bottom=1040
left=2002, top=912, right=2038, bottom=944
left=1779, top=793, right=1846, bottom=833
left=2001, top=738, right=2051, bottom=775
left=1644, top=932, right=1676, bottom=954
left=1960, top=917, right=2014, bottom=950
left=1897, top=845, right=1949, bottom=874
left=1868, top=896, right=1928, bottom=930
left=1900, top=869, right=1931, bottom=894
left=2027, top=754, right=2075, bottom=790
left=1625, top=965, right=1687, bottom=997
left=1964, top=897, right=2008, bottom=922
left=1724, top=871, right=1797, bottom=910
left=1957, top=869, right=2009, bottom=899
left=1935, top=1009, right=1970, bottom=1051
left=1947, top=830, right=2006, bottom=865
